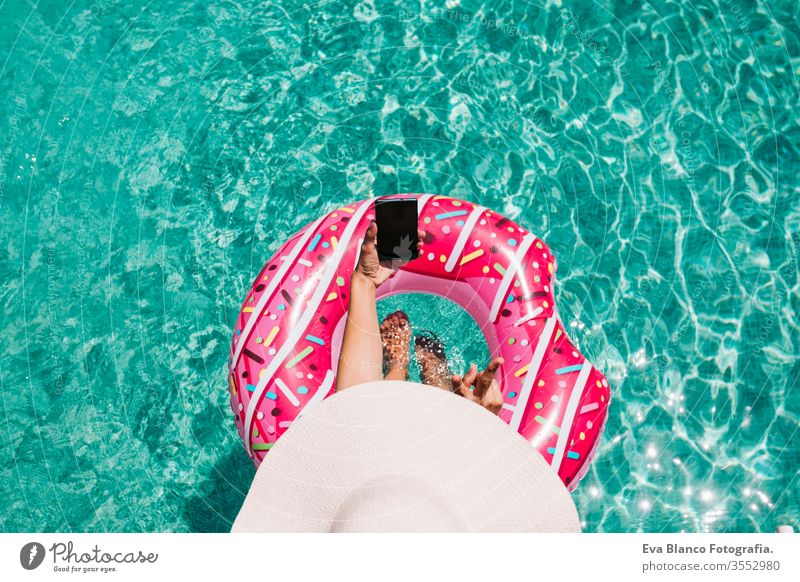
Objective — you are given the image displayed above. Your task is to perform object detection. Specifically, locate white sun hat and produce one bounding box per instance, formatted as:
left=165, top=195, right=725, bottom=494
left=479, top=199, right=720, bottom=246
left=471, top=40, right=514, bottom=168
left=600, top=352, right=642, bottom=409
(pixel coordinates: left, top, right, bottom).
left=231, top=380, right=581, bottom=533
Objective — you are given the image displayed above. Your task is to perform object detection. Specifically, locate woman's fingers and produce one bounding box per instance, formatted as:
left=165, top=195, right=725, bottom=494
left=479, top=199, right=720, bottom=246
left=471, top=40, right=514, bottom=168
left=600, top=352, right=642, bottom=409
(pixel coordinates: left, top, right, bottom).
left=482, top=381, right=503, bottom=415
left=363, top=221, right=378, bottom=246
left=413, top=229, right=425, bottom=257
left=462, top=363, right=478, bottom=390
left=474, top=357, right=503, bottom=398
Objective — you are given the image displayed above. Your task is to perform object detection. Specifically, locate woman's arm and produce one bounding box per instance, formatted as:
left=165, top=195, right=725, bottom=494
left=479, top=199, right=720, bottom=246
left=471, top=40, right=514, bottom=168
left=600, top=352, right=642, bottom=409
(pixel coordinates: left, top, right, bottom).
left=335, top=222, right=425, bottom=391
left=336, top=271, right=383, bottom=390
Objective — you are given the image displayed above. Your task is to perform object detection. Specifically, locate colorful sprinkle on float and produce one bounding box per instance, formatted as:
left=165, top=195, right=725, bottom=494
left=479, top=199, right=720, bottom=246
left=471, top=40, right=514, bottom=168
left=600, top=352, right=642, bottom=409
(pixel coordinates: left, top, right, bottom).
left=227, top=194, right=611, bottom=491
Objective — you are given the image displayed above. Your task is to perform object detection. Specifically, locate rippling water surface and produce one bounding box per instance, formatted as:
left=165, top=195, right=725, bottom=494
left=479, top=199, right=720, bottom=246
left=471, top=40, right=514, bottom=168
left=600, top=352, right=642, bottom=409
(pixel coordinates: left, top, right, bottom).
left=1, top=0, right=798, bottom=532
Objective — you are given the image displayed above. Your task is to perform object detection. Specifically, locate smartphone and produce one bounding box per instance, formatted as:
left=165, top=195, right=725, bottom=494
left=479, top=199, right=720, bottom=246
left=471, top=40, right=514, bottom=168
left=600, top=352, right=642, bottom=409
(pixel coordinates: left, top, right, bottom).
left=374, top=198, right=419, bottom=261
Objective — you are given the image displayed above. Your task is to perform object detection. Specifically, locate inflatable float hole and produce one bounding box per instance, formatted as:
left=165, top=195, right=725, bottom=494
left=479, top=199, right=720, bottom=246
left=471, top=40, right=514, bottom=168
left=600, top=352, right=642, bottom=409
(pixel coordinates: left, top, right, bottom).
left=376, top=293, right=490, bottom=383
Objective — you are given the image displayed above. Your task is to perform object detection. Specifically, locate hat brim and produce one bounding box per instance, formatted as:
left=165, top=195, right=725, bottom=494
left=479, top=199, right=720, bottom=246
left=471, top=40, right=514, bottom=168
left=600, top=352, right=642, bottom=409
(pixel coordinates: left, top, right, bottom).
left=232, top=381, right=581, bottom=532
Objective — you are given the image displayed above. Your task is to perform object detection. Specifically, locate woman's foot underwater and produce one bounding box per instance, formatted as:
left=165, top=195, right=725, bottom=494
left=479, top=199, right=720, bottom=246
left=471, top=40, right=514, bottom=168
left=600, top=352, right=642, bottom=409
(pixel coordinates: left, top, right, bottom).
left=414, top=331, right=452, bottom=392
left=380, top=310, right=412, bottom=380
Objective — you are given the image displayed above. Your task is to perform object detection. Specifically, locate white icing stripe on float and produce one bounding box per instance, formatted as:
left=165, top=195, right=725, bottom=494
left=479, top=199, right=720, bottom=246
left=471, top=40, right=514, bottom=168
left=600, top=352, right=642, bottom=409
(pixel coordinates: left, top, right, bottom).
left=488, top=232, right=536, bottom=322
left=244, top=199, right=374, bottom=456
left=231, top=216, right=324, bottom=370
left=514, top=306, right=544, bottom=327
left=508, top=316, right=557, bottom=432
left=274, top=378, right=300, bottom=407
left=417, top=193, right=432, bottom=216
left=550, top=362, right=593, bottom=474
left=298, top=369, right=335, bottom=419
left=444, top=205, right=485, bottom=273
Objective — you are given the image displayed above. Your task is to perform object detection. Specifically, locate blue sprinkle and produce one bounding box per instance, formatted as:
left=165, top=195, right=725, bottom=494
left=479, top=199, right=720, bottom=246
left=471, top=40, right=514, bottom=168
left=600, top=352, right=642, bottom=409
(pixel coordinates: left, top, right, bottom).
left=506, top=294, right=514, bottom=303
left=265, top=391, right=278, bottom=400
left=508, top=391, right=517, bottom=398
left=277, top=303, right=286, bottom=311
left=246, top=384, right=257, bottom=392
left=308, top=233, right=322, bottom=252
left=297, top=386, right=309, bottom=395
left=236, top=329, right=241, bottom=336
left=457, top=220, right=465, bottom=226
left=555, top=364, right=584, bottom=375
left=508, top=238, right=518, bottom=246
left=321, top=241, right=330, bottom=248
left=435, top=210, right=468, bottom=220
left=546, top=447, right=580, bottom=460
left=305, top=334, right=325, bottom=346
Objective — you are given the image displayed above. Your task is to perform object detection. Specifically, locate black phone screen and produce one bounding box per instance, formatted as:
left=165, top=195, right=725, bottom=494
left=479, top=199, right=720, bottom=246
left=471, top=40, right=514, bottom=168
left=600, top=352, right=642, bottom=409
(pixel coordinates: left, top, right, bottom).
left=374, top=198, right=419, bottom=261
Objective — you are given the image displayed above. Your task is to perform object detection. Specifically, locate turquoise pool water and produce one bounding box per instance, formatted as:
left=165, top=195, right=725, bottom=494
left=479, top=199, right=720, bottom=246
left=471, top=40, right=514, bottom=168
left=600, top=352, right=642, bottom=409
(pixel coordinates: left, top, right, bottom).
left=1, top=0, right=798, bottom=532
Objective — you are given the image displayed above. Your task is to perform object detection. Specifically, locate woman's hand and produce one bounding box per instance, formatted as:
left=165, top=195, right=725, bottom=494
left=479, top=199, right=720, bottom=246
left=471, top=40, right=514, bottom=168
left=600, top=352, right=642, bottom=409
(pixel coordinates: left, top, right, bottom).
left=451, top=357, right=505, bottom=415
left=353, top=221, right=425, bottom=289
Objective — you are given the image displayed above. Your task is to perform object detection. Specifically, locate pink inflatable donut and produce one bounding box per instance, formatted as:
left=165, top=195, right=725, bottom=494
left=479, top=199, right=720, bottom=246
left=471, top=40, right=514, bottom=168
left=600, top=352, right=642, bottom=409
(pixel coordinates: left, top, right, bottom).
left=228, top=194, right=610, bottom=490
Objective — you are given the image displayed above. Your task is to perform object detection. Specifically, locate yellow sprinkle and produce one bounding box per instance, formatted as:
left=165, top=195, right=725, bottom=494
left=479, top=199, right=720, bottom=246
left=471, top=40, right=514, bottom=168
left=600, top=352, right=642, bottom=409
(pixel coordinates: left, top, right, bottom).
left=538, top=379, right=545, bottom=386
left=423, top=216, right=431, bottom=224
left=261, top=274, right=269, bottom=281
left=331, top=236, right=338, bottom=248
left=228, top=375, right=236, bottom=395
left=459, top=249, right=484, bottom=266
left=579, top=432, right=586, bottom=440
left=514, top=364, right=529, bottom=378
left=548, top=263, right=553, bottom=274
left=482, top=266, right=490, bottom=274
left=259, top=368, right=266, bottom=378
left=439, top=254, right=447, bottom=262
left=264, top=326, right=280, bottom=347
left=596, top=380, right=602, bottom=387
left=326, top=292, right=338, bottom=302
left=339, top=206, right=355, bottom=213
left=543, top=300, right=549, bottom=308
left=242, top=307, right=254, bottom=313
